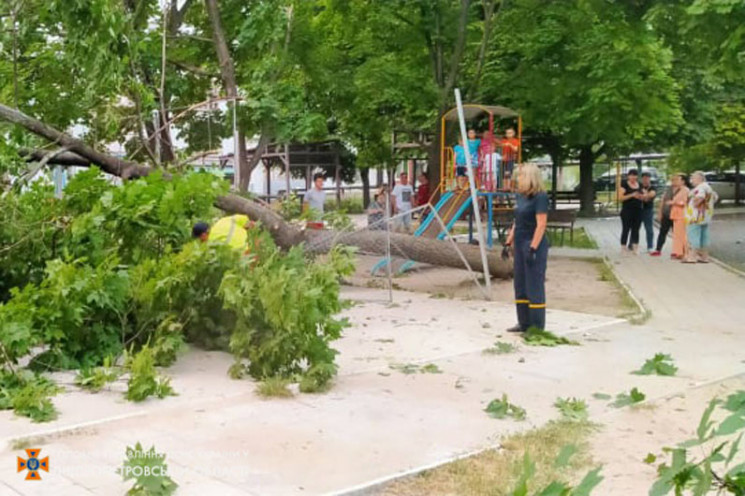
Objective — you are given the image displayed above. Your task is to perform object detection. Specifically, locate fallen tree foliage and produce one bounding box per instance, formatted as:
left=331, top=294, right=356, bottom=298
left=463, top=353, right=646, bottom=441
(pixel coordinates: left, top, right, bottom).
left=1, top=103, right=511, bottom=279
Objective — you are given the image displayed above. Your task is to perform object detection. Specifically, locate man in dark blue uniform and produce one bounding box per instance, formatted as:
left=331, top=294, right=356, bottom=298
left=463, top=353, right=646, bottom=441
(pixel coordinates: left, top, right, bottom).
left=503, top=163, right=550, bottom=332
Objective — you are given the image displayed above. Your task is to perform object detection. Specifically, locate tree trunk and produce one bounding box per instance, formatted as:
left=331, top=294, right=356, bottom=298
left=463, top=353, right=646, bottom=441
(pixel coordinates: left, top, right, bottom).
left=360, top=167, right=371, bottom=208
left=244, top=131, right=270, bottom=192
left=3, top=103, right=511, bottom=279
left=549, top=149, right=562, bottom=210
left=735, top=160, right=742, bottom=205
left=578, top=145, right=595, bottom=215
left=204, top=0, right=249, bottom=192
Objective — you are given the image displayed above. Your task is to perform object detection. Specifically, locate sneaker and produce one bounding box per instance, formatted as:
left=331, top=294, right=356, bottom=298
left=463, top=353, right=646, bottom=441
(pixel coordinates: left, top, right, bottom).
left=650, top=251, right=661, bottom=257
left=506, top=324, right=525, bottom=333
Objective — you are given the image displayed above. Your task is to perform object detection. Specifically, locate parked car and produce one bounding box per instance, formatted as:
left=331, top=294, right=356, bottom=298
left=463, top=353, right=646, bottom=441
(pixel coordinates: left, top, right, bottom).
left=704, top=171, right=745, bottom=202
left=573, top=167, right=662, bottom=193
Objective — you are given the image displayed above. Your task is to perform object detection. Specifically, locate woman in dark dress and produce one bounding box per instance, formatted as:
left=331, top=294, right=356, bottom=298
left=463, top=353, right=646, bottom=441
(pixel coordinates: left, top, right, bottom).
left=617, top=169, right=643, bottom=253
left=504, top=163, right=549, bottom=332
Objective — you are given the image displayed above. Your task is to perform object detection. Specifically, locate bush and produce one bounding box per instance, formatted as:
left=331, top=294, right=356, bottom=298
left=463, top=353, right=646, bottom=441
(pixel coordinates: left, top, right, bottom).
left=221, top=241, right=355, bottom=388
left=3, top=257, right=130, bottom=371
left=0, top=167, right=356, bottom=421
left=125, top=345, right=176, bottom=402
left=0, top=369, right=60, bottom=422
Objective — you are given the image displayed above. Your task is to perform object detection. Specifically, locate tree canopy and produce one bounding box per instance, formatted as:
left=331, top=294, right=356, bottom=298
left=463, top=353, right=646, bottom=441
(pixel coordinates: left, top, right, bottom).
left=1, top=0, right=743, bottom=204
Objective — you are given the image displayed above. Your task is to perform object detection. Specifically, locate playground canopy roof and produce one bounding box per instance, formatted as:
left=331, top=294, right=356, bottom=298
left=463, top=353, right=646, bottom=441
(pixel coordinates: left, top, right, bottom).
left=442, top=104, right=519, bottom=121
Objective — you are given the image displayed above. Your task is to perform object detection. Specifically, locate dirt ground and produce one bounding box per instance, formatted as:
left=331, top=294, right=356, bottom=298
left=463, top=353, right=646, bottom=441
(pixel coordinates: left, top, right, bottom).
left=346, top=254, right=628, bottom=318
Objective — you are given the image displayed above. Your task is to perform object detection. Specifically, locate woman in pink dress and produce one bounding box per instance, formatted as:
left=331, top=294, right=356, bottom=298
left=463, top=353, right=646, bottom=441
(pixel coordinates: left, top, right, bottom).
left=668, top=174, right=689, bottom=260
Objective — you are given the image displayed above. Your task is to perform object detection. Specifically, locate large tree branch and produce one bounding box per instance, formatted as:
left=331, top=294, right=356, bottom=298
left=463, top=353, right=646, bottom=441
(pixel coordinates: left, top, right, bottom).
left=167, top=59, right=215, bottom=77
left=168, top=0, right=194, bottom=35
left=0, top=104, right=150, bottom=179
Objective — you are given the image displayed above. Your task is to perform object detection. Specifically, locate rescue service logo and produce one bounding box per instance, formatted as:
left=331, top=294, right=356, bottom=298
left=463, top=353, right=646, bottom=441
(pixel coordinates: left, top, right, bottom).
left=17, top=448, right=50, bottom=481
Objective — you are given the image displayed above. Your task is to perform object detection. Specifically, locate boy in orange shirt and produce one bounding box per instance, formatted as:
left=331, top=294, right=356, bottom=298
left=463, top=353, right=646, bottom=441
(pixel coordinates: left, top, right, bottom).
left=501, top=128, right=520, bottom=189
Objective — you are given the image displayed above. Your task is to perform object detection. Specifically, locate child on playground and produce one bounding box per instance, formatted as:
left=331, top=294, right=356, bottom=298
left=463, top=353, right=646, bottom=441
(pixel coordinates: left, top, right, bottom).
left=453, top=129, right=481, bottom=189
left=501, top=128, right=519, bottom=189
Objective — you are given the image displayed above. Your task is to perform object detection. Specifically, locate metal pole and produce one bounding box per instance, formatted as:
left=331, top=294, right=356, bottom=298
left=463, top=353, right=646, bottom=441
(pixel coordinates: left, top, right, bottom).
left=385, top=191, right=393, bottom=303
left=454, top=89, right=492, bottom=296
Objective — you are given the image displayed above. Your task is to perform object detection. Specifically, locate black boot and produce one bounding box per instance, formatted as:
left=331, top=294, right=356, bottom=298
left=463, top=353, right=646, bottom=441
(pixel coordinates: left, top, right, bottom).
left=506, top=324, right=525, bottom=333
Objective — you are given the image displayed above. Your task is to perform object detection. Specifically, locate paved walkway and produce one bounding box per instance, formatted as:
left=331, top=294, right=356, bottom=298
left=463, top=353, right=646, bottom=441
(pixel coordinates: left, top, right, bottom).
left=1, top=218, right=743, bottom=495
left=582, top=217, right=745, bottom=331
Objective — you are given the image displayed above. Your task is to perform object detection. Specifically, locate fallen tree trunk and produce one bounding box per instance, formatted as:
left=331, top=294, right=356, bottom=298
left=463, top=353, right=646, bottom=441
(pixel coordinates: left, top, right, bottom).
left=3, top=103, right=511, bottom=278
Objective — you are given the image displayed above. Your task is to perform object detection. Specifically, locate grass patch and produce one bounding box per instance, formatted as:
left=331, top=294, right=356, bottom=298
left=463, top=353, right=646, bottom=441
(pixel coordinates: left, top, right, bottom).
left=255, top=377, right=294, bottom=398
left=379, top=420, right=596, bottom=496
left=546, top=227, right=598, bottom=249
left=523, top=327, right=579, bottom=347
left=628, top=308, right=653, bottom=325
left=483, top=341, right=518, bottom=355
left=594, top=259, right=642, bottom=320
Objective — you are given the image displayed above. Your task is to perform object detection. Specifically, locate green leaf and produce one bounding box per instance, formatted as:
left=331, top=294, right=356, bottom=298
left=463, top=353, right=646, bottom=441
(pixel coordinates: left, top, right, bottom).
left=612, top=388, right=646, bottom=408
left=723, top=391, right=745, bottom=413
left=535, top=481, right=569, bottom=496
left=644, top=453, right=657, bottom=464
left=633, top=353, right=678, bottom=376
left=509, top=453, right=535, bottom=496
left=554, top=444, right=578, bottom=468
left=697, top=399, right=720, bottom=441
left=715, top=414, right=745, bottom=436
left=485, top=394, right=526, bottom=421
left=554, top=397, right=589, bottom=421
left=523, top=327, right=579, bottom=347
left=573, top=467, right=604, bottom=496
left=726, top=433, right=743, bottom=466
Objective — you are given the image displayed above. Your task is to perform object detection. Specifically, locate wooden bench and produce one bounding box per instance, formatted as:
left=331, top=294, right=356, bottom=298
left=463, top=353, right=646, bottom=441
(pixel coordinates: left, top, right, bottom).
left=554, top=191, right=581, bottom=203
left=490, top=208, right=577, bottom=246
left=547, top=209, right=577, bottom=246
left=492, top=208, right=514, bottom=243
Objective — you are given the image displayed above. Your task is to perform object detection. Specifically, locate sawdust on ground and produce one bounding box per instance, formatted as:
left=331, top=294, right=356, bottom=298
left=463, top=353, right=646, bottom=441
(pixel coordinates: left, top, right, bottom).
left=347, top=255, right=628, bottom=318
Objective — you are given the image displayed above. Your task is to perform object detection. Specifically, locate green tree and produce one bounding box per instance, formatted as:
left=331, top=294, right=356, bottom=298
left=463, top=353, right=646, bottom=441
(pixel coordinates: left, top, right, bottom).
left=482, top=0, right=682, bottom=213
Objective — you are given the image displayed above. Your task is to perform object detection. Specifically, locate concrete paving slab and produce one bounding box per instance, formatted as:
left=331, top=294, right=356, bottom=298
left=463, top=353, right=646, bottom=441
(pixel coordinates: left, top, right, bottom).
left=2, top=221, right=744, bottom=495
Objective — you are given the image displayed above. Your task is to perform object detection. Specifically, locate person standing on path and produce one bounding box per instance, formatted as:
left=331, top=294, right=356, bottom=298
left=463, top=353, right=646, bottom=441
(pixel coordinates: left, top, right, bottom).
left=669, top=173, right=689, bottom=260
left=684, top=171, right=718, bottom=263
left=651, top=179, right=676, bottom=256
left=504, top=163, right=549, bottom=332
left=617, top=169, right=643, bottom=253
left=303, top=173, right=326, bottom=217
left=392, top=172, right=414, bottom=233
left=640, top=172, right=657, bottom=253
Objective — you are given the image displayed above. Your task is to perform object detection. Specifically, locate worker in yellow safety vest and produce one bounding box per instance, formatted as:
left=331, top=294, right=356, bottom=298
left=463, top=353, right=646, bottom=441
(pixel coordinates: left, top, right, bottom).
left=192, top=215, right=260, bottom=255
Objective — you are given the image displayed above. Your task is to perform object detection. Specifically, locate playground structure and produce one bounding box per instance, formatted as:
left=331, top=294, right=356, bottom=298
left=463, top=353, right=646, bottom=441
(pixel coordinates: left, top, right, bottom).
left=432, top=104, right=522, bottom=248
left=372, top=104, right=521, bottom=276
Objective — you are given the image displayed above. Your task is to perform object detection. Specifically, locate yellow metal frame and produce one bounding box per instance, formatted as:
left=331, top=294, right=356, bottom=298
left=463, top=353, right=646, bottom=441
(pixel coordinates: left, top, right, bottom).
left=439, top=104, right=522, bottom=194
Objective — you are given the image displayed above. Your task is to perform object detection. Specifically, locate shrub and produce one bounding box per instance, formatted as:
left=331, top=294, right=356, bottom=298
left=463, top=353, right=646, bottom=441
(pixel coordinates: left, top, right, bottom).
left=0, top=370, right=60, bottom=422
left=125, top=346, right=176, bottom=402
left=221, top=242, right=355, bottom=388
